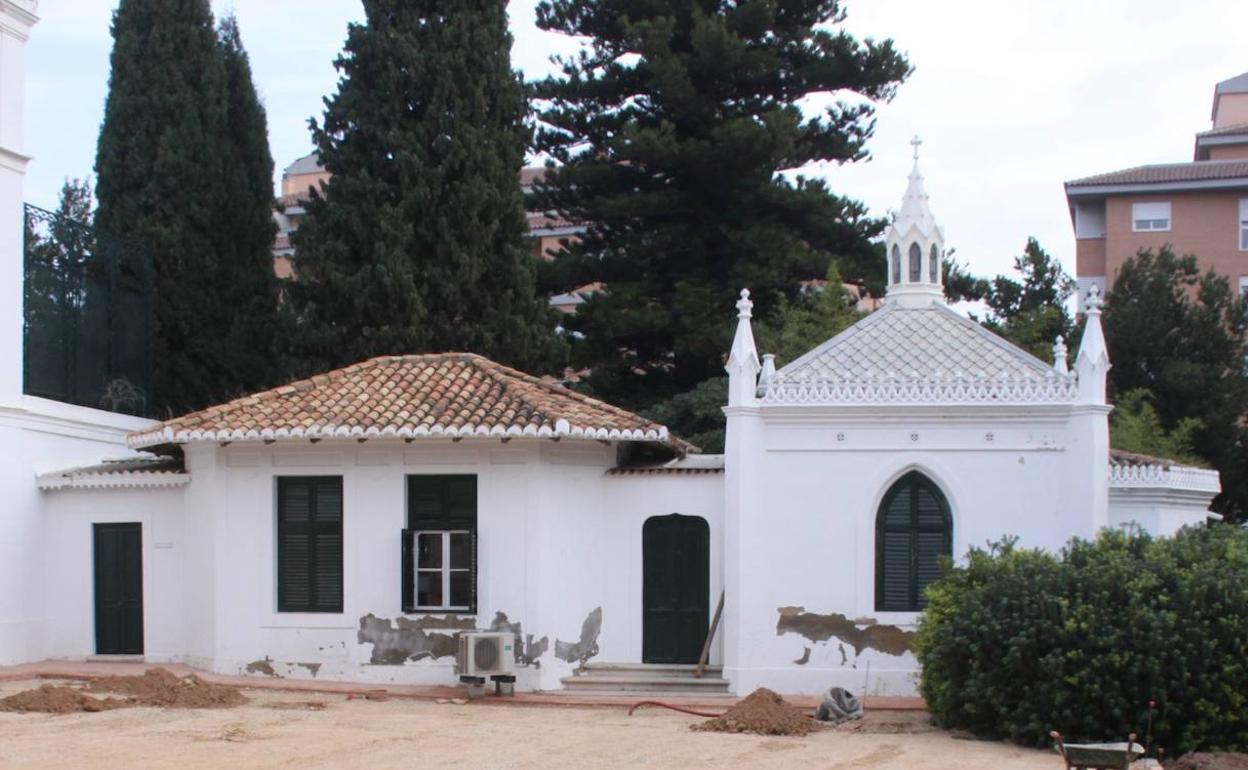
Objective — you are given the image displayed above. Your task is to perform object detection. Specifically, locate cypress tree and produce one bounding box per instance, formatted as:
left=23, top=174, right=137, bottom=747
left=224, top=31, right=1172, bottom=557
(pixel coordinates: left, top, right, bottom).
left=216, top=14, right=282, bottom=395
left=531, top=0, right=910, bottom=408
left=291, top=0, right=552, bottom=374
left=94, top=0, right=232, bottom=414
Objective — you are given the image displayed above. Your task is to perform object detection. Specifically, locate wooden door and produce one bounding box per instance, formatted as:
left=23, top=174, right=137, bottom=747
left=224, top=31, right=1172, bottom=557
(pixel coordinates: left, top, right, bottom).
left=94, top=523, right=143, bottom=655
left=642, top=514, right=709, bottom=664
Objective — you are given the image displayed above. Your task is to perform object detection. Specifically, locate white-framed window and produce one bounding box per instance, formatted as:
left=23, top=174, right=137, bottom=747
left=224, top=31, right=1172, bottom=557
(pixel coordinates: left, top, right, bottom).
left=1132, top=201, right=1171, bottom=232
left=1239, top=199, right=1247, bottom=251
left=413, top=530, right=473, bottom=611
left=1238, top=276, right=1248, bottom=297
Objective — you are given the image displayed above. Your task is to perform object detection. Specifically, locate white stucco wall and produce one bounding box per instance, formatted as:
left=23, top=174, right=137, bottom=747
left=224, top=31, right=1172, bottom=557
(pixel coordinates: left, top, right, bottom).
left=725, top=405, right=1109, bottom=697
left=167, top=439, right=723, bottom=691
left=40, top=485, right=186, bottom=661
left=0, top=398, right=155, bottom=664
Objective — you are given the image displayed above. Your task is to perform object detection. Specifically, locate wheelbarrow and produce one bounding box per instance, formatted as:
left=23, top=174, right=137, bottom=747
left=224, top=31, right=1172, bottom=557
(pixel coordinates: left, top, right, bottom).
left=1050, top=731, right=1145, bottom=770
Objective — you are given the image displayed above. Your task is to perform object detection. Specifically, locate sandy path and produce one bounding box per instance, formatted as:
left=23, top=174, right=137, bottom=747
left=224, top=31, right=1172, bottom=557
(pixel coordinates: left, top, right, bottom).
left=0, top=679, right=1055, bottom=769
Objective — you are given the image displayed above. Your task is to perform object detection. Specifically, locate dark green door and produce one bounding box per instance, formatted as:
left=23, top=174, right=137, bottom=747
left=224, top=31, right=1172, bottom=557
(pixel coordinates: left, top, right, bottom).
left=643, top=514, right=709, bottom=664
left=94, top=523, right=143, bottom=655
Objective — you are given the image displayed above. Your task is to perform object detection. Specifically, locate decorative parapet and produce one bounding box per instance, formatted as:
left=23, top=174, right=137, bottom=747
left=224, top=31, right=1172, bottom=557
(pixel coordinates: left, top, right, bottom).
left=1108, top=462, right=1220, bottom=493
left=760, top=373, right=1079, bottom=406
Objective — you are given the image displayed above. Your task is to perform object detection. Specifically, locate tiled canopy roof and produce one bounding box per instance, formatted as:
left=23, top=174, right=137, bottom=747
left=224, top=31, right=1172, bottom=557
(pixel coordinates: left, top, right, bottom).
left=1065, top=159, right=1248, bottom=187
left=762, top=303, right=1076, bottom=405
left=777, top=303, right=1060, bottom=382
left=128, top=354, right=690, bottom=452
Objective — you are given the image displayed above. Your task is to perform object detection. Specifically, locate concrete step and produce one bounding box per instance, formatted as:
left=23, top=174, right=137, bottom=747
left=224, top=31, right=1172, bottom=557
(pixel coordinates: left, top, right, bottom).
left=574, top=662, right=723, bottom=679
left=561, top=677, right=731, bottom=694
left=561, top=664, right=730, bottom=693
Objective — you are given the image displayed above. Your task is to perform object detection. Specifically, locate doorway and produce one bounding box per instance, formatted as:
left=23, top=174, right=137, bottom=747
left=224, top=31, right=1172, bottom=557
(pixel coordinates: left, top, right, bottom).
left=93, top=523, right=143, bottom=655
left=642, top=514, right=709, bottom=664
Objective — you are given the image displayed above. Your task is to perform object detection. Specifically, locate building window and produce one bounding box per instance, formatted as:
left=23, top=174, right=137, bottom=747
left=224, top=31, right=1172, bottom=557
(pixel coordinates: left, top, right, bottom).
left=277, top=476, right=344, bottom=613
left=890, top=245, right=901, bottom=284
left=404, top=475, right=477, bottom=613
left=876, top=471, right=951, bottom=612
left=908, top=242, right=921, bottom=282
left=929, top=243, right=939, bottom=283
left=1132, top=201, right=1171, bottom=232
left=1240, top=199, right=1248, bottom=251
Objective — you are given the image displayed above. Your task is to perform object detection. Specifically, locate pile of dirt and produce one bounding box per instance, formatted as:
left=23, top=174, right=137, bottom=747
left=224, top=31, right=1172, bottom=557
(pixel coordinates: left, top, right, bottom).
left=691, top=688, right=814, bottom=737
left=0, top=684, right=124, bottom=714
left=1168, top=754, right=1248, bottom=770
left=87, top=668, right=248, bottom=709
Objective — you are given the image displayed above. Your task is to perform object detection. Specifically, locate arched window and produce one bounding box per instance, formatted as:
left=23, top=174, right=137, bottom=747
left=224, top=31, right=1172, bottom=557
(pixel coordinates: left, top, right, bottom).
left=908, top=243, right=921, bottom=282
left=876, top=471, right=951, bottom=611
left=929, top=244, right=939, bottom=283
left=890, top=245, right=901, bottom=284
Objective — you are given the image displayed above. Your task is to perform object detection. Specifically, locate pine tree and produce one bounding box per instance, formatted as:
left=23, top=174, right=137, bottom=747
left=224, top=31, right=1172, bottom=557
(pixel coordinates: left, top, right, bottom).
left=977, top=238, right=1079, bottom=360
left=216, top=14, right=282, bottom=395
left=94, top=0, right=232, bottom=414
left=291, top=0, right=553, bottom=375
left=531, top=0, right=910, bottom=408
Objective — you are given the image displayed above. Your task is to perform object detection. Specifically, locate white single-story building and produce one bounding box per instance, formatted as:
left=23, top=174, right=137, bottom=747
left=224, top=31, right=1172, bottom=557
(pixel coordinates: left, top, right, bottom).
left=8, top=155, right=1220, bottom=698
left=0, top=2, right=1219, bottom=697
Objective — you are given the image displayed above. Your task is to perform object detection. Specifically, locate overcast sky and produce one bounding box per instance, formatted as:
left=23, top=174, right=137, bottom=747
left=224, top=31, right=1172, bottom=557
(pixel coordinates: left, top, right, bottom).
left=22, top=0, right=1248, bottom=281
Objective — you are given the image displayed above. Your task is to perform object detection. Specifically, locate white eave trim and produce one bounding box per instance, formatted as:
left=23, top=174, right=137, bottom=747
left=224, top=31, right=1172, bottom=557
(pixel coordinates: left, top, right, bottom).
left=126, top=422, right=671, bottom=449
left=38, top=471, right=190, bottom=492
left=1108, top=462, right=1220, bottom=494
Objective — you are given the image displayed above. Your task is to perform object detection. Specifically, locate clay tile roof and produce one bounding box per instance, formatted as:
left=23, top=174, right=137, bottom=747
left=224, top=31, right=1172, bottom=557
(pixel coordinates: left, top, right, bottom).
left=1065, top=159, right=1248, bottom=187
left=127, top=353, right=693, bottom=453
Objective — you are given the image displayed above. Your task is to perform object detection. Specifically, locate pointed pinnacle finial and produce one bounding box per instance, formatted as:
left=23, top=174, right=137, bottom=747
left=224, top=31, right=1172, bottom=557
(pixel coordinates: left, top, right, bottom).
left=736, top=288, right=753, bottom=319
left=910, top=134, right=922, bottom=162
left=1052, top=335, right=1069, bottom=374
left=1085, top=283, right=1103, bottom=314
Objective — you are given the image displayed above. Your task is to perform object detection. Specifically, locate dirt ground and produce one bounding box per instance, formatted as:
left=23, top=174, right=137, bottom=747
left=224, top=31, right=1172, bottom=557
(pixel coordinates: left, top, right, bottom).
left=0, top=678, right=1058, bottom=769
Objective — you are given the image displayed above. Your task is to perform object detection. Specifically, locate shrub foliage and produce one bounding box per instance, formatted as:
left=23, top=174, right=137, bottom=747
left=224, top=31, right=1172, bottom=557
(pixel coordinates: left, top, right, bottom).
left=914, top=526, right=1248, bottom=756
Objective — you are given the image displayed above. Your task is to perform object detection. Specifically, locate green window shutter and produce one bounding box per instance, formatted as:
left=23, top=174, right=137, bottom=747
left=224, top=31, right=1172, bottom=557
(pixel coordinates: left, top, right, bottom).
left=401, top=529, right=415, bottom=613
left=278, top=476, right=343, bottom=613
left=876, top=472, right=951, bottom=612
left=405, top=475, right=478, bottom=614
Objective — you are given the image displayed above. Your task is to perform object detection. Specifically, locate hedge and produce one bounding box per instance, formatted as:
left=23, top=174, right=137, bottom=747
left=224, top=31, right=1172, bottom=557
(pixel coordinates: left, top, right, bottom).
left=914, top=525, right=1248, bottom=756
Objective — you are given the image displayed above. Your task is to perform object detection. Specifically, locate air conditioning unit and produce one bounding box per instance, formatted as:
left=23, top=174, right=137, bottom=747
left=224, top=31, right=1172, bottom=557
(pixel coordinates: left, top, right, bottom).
left=457, top=632, right=516, bottom=678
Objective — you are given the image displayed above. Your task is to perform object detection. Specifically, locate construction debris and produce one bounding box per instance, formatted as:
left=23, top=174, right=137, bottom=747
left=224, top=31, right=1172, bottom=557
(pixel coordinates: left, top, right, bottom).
left=0, top=684, right=125, bottom=714
left=690, top=687, right=814, bottom=736
left=87, top=668, right=247, bottom=708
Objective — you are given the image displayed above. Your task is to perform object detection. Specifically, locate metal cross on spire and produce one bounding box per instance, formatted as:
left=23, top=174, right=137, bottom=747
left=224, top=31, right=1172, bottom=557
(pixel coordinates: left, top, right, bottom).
left=910, top=134, right=922, bottom=161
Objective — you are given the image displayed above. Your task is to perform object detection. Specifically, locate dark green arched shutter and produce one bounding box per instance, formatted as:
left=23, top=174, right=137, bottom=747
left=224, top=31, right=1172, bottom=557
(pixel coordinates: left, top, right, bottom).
left=875, top=472, right=951, bottom=612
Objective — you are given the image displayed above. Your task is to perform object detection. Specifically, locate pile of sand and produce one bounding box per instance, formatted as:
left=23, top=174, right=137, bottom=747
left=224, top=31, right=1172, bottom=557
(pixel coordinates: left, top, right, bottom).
left=691, top=688, right=814, bottom=737
left=0, top=684, right=125, bottom=714
left=87, top=668, right=248, bottom=709
left=1168, top=754, right=1248, bottom=770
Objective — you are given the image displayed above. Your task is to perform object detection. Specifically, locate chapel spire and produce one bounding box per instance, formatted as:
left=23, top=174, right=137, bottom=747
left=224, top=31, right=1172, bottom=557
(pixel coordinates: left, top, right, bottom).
left=884, top=136, right=946, bottom=309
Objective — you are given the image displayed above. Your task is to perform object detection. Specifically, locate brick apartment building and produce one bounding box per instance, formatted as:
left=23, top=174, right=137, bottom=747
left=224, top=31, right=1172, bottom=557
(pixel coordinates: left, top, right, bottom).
left=272, top=153, right=583, bottom=281
left=1065, top=71, right=1248, bottom=306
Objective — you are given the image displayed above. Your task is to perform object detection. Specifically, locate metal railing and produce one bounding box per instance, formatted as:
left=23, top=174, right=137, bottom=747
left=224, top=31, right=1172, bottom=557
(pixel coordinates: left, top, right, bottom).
left=23, top=203, right=155, bottom=416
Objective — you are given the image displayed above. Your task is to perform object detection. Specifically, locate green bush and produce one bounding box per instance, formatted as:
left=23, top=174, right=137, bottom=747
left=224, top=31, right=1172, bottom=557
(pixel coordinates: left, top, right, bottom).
left=914, top=525, right=1248, bottom=756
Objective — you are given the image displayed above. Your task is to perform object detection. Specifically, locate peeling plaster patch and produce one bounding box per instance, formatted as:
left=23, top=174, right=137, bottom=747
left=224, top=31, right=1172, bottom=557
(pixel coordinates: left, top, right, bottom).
left=245, top=658, right=279, bottom=677
left=357, top=614, right=473, bottom=664
left=554, top=607, right=602, bottom=664
left=297, top=662, right=322, bottom=678
left=488, top=612, right=548, bottom=667
left=776, top=606, right=914, bottom=657
left=794, top=647, right=811, bottom=665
